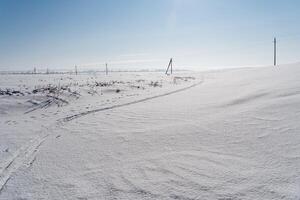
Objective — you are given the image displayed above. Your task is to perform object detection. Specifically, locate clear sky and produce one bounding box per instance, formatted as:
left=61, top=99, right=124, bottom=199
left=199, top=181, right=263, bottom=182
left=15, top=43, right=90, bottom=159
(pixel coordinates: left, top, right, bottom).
left=0, top=0, right=300, bottom=71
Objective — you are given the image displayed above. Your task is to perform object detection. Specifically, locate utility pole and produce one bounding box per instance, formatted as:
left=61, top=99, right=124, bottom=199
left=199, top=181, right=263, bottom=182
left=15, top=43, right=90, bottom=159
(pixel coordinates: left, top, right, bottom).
left=165, top=58, right=173, bottom=75
left=274, top=37, right=277, bottom=66
left=33, top=67, right=36, bottom=74
left=75, top=65, right=78, bottom=75
left=170, top=58, right=173, bottom=74
left=105, top=63, right=108, bottom=75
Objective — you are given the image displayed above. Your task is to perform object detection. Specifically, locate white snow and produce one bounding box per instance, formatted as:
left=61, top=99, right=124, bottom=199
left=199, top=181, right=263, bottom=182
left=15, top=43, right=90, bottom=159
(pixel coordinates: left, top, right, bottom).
left=0, top=64, right=300, bottom=199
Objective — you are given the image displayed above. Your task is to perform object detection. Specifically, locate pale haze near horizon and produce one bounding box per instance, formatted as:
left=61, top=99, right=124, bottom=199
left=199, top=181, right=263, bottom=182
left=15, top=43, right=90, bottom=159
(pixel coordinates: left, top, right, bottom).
left=0, top=0, right=300, bottom=71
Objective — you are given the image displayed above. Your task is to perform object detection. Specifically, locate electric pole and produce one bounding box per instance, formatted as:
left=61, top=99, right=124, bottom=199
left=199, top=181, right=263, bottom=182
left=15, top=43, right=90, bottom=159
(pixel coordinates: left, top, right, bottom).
left=165, top=58, right=173, bottom=75
left=105, top=63, right=108, bottom=75
left=75, top=65, right=78, bottom=75
left=170, top=58, right=173, bottom=74
left=274, top=37, right=277, bottom=66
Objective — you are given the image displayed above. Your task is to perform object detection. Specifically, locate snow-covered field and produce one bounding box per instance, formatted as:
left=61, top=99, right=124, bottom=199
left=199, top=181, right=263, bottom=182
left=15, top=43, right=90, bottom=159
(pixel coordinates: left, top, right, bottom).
left=0, top=64, right=299, bottom=199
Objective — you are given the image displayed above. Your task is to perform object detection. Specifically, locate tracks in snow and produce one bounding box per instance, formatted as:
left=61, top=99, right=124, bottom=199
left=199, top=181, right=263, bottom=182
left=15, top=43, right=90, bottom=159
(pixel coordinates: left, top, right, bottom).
left=0, top=133, right=50, bottom=193
left=62, top=80, right=203, bottom=122
left=0, top=80, right=203, bottom=194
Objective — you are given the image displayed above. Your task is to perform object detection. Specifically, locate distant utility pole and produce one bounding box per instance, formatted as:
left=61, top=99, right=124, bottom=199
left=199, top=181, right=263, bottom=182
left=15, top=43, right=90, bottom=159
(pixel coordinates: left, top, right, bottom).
left=274, top=37, right=277, bottom=66
left=75, top=65, right=78, bottom=75
left=105, top=63, right=108, bottom=75
left=165, top=58, right=173, bottom=75
left=33, top=67, right=36, bottom=74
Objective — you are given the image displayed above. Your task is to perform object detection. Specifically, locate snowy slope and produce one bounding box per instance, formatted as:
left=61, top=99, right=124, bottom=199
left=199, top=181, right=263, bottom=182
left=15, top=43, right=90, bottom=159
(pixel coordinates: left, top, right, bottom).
left=0, top=64, right=300, bottom=199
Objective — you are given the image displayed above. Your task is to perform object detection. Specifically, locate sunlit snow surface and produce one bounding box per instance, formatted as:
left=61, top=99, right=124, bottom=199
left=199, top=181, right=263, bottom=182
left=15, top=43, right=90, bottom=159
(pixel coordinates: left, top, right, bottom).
left=0, top=65, right=300, bottom=200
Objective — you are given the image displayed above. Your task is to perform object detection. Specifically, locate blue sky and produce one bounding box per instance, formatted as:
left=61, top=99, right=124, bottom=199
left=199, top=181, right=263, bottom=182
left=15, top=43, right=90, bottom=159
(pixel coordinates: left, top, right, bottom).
left=0, top=0, right=300, bottom=71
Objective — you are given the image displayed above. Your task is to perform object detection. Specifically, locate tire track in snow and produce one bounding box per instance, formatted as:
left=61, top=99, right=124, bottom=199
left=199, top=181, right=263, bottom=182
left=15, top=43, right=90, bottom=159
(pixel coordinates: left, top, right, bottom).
left=0, top=79, right=204, bottom=194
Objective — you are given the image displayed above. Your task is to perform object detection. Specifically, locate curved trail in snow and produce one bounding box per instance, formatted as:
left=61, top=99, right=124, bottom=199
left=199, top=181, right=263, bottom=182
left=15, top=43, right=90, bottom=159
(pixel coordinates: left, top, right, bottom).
left=0, top=79, right=204, bottom=194
left=62, top=80, right=204, bottom=122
